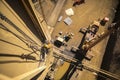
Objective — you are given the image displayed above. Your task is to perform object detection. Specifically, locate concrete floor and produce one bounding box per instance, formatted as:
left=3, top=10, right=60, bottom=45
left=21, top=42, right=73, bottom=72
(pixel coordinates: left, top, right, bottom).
left=51, top=0, right=118, bottom=80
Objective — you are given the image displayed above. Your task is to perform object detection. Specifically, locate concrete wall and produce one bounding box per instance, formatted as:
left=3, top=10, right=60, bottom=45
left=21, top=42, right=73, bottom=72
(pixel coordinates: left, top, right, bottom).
left=0, top=0, right=42, bottom=78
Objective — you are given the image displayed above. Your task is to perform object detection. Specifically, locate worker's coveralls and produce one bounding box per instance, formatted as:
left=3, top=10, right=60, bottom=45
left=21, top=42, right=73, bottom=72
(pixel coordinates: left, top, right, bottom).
left=40, top=43, right=52, bottom=61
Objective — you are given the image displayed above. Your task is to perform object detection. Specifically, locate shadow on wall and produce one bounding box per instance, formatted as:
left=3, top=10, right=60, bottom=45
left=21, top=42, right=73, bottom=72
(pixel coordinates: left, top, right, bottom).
left=0, top=39, right=32, bottom=52
left=0, top=53, right=37, bottom=64
left=5, top=0, right=43, bottom=41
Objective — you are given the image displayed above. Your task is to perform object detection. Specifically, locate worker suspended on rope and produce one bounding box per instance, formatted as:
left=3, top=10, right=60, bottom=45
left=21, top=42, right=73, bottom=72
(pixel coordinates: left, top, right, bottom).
left=40, top=40, right=52, bottom=61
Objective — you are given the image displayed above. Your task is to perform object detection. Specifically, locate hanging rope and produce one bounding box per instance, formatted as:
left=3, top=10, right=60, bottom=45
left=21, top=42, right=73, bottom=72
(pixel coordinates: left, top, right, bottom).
left=0, top=12, right=42, bottom=52
left=0, top=12, right=39, bottom=45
